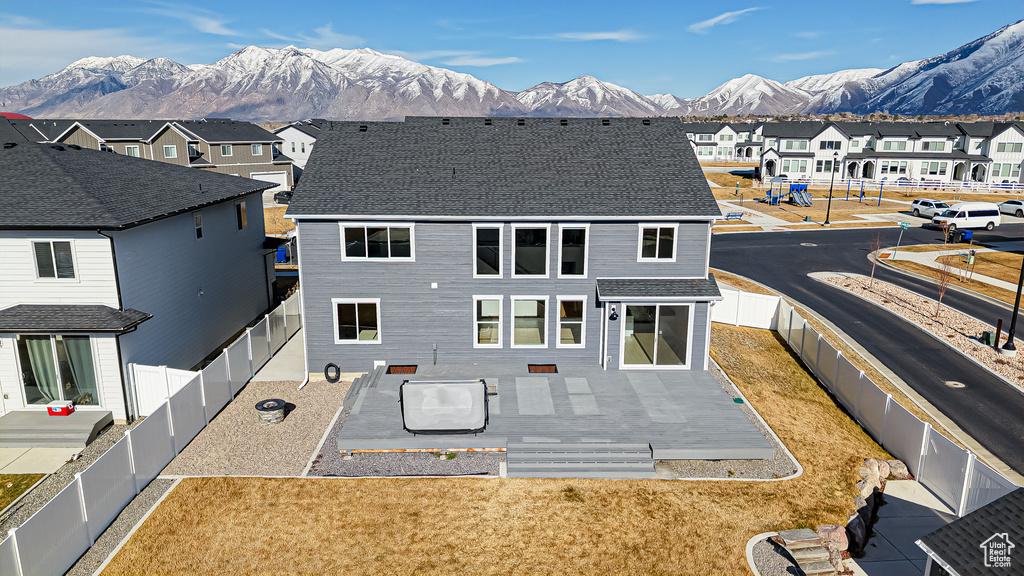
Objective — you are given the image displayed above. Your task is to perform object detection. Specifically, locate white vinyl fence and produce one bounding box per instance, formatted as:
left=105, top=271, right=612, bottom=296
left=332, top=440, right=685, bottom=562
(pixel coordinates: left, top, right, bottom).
left=0, top=291, right=302, bottom=576
left=712, top=289, right=1020, bottom=516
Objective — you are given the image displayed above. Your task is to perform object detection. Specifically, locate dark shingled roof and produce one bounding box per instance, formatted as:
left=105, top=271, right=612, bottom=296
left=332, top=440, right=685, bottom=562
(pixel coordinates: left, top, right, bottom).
left=761, top=121, right=828, bottom=138
left=174, top=119, right=279, bottom=143
left=288, top=117, right=720, bottom=220
left=596, top=276, right=722, bottom=301
left=918, top=488, right=1023, bottom=576
left=1, top=121, right=275, bottom=229
left=16, top=118, right=278, bottom=144
left=959, top=121, right=1024, bottom=138
left=276, top=121, right=322, bottom=139
left=0, top=304, right=152, bottom=333
left=874, top=122, right=960, bottom=138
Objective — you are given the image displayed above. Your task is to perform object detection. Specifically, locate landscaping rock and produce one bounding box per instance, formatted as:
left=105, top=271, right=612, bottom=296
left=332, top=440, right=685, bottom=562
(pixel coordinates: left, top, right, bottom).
left=864, top=458, right=880, bottom=473
left=779, top=528, right=822, bottom=549
left=846, top=514, right=867, bottom=553
left=856, top=479, right=877, bottom=499
left=791, top=547, right=829, bottom=563
left=798, top=559, right=838, bottom=575
left=858, top=466, right=869, bottom=479
left=888, top=459, right=911, bottom=479
left=877, top=459, right=890, bottom=480
left=817, top=524, right=849, bottom=551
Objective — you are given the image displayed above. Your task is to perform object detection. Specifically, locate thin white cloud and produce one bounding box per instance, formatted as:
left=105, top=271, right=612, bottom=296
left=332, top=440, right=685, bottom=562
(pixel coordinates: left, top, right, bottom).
left=260, top=28, right=298, bottom=42
left=0, top=26, right=163, bottom=85
left=911, top=0, right=977, bottom=4
left=442, top=55, right=523, bottom=67
left=687, top=8, right=760, bottom=34
left=517, top=29, right=644, bottom=42
left=771, top=51, right=834, bottom=62
left=385, top=49, right=475, bottom=61
left=296, top=24, right=364, bottom=50
left=139, top=2, right=240, bottom=36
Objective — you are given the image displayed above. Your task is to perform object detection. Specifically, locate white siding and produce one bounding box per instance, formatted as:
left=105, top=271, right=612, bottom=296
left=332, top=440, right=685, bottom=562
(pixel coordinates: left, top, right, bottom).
left=0, top=335, right=19, bottom=414
left=0, top=231, right=119, bottom=309
left=276, top=126, right=317, bottom=169
left=92, top=335, right=126, bottom=421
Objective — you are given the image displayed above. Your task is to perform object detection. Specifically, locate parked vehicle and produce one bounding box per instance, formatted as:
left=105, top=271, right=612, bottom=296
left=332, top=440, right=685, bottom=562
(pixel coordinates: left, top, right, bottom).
left=931, top=202, right=1001, bottom=231
left=273, top=190, right=293, bottom=204
left=910, top=198, right=950, bottom=218
left=997, top=199, right=1024, bottom=218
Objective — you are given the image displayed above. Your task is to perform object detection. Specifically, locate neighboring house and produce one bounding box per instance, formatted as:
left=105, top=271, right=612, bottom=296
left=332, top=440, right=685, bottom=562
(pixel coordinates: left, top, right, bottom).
left=0, top=121, right=276, bottom=423
left=12, top=117, right=295, bottom=194
left=959, top=122, right=1024, bottom=184
left=732, top=122, right=763, bottom=160
left=760, top=121, right=830, bottom=179
left=680, top=122, right=724, bottom=161
left=917, top=488, right=1022, bottom=576
left=273, top=119, right=323, bottom=170
left=286, top=116, right=723, bottom=375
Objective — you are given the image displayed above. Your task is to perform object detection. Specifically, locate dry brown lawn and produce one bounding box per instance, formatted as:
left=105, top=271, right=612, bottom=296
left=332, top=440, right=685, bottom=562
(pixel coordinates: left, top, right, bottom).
left=101, top=323, right=889, bottom=576
left=936, top=250, right=1024, bottom=285
left=706, top=172, right=755, bottom=189
left=264, top=206, right=295, bottom=235
left=713, top=226, right=764, bottom=233
left=728, top=196, right=901, bottom=224
left=897, top=243, right=976, bottom=253
left=887, top=260, right=1019, bottom=305
left=700, top=161, right=758, bottom=168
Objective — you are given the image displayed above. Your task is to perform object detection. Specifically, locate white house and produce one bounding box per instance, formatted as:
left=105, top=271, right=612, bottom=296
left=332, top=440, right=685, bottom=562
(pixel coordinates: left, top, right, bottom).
left=274, top=120, right=323, bottom=170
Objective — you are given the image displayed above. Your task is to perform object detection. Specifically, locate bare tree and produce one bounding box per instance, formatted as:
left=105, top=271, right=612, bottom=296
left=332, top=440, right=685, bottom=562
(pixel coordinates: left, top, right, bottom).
left=935, top=261, right=955, bottom=317
left=869, top=232, right=884, bottom=289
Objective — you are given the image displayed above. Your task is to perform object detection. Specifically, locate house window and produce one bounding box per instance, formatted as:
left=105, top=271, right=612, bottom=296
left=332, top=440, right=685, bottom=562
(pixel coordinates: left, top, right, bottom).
left=187, top=143, right=199, bottom=157
left=125, top=145, right=140, bottom=157
left=920, top=162, right=948, bottom=176
left=717, top=147, right=732, bottom=156
left=880, top=161, right=907, bottom=175
left=718, top=134, right=733, bottom=141
left=512, top=297, right=547, bottom=347
left=221, top=144, right=233, bottom=156
left=921, top=141, right=944, bottom=152
left=512, top=225, right=549, bottom=277
left=163, top=145, right=177, bottom=158
left=291, top=142, right=296, bottom=153
left=638, top=225, right=676, bottom=261
left=194, top=212, right=203, bottom=239
left=996, top=142, right=1024, bottom=153
left=341, top=224, right=414, bottom=260
left=235, top=201, right=247, bottom=230
left=697, top=134, right=713, bottom=142
left=473, top=296, right=502, bottom=348
left=473, top=225, right=502, bottom=277
left=15, top=335, right=99, bottom=405
left=882, top=141, right=907, bottom=151
left=33, top=241, right=75, bottom=279
left=251, top=144, right=263, bottom=156
left=558, top=225, right=588, bottom=277
left=815, top=160, right=839, bottom=173
left=557, top=297, right=586, bottom=348
left=819, top=140, right=842, bottom=150
left=301, top=142, right=306, bottom=153
left=332, top=299, right=381, bottom=343
left=781, top=159, right=807, bottom=173
left=696, top=146, right=714, bottom=156
left=851, top=140, right=860, bottom=147
left=992, top=163, right=1021, bottom=178
left=784, top=140, right=808, bottom=151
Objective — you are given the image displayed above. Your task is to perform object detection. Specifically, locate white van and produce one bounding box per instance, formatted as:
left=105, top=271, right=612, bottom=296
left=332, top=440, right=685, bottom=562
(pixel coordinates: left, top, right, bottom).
left=931, top=202, right=1001, bottom=231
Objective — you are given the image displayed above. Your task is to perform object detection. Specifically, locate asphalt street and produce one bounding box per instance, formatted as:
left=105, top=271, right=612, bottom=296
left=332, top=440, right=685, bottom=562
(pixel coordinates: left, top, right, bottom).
left=711, top=222, right=1024, bottom=475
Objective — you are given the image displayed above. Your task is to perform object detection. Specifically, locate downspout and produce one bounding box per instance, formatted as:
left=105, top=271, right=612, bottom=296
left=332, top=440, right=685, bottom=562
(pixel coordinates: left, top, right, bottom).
left=294, top=221, right=311, bottom=391
left=97, top=229, right=136, bottom=422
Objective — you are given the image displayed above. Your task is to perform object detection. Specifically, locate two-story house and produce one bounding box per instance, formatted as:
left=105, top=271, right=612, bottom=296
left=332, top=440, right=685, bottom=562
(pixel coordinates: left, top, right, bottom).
left=287, top=117, right=724, bottom=375
left=959, top=122, right=1024, bottom=184
left=273, top=119, right=325, bottom=171
left=0, top=121, right=276, bottom=430
left=760, top=121, right=830, bottom=179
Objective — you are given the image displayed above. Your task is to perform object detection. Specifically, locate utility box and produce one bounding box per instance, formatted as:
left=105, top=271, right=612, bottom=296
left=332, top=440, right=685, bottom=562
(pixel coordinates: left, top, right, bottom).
left=980, top=331, right=996, bottom=346
left=47, top=401, right=75, bottom=416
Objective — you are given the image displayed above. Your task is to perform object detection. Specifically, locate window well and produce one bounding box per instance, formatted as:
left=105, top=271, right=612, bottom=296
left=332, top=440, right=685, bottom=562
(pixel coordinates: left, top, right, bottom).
left=528, top=364, right=557, bottom=374
left=387, top=365, right=417, bottom=374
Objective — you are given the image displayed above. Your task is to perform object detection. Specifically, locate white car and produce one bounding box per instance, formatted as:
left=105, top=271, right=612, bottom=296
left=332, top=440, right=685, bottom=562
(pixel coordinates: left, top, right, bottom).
left=998, top=199, right=1024, bottom=218
left=910, top=198, right=950, bottom=218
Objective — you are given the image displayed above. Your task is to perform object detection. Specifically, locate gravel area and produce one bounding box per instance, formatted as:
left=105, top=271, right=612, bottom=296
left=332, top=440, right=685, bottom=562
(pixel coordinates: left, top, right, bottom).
left=751, top=536, right=801, bottom=576
left=65, top=479, right=175, bottom=576
left=823, top=274, right=1024, bottom=391
left=657, top=359, right=800, bottom=480
left=161, top=379, right=350, bottom=477
left=0, top=421, right=129, bottom=534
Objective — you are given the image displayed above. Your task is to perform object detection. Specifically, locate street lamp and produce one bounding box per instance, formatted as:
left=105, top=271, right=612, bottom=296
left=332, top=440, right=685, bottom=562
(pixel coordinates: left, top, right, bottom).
left=1001, top=253, right=1023, bottom=357
left=824, top=150, right=839, bottom=226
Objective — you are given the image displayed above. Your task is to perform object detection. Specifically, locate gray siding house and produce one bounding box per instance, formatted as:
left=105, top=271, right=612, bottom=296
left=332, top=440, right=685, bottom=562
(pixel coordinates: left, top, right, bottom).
left=287, top=117, right=723, bottom=376
left=0, top=121, right=275, bottom=425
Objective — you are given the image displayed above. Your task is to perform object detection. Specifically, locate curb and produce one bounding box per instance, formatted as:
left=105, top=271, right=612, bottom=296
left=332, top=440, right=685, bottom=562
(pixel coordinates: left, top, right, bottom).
left=302, top=399, right=347, bottom=477
left=745, top=531, right=778, bottom=576
left=872, top=250, right=1014, bottom=311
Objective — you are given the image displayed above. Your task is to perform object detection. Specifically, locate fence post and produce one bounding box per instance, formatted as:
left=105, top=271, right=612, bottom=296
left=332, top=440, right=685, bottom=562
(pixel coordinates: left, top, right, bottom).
left=832, top=350, right=842, bottom=391
left=75, top=473, right=94, bottom=545
left=125, top=429, right=139, bottom=496
left=814, top=335, right=822, bottom=379
left=958, top=453, right=976, bottom=517
left=880, top=394, right=891, bottom=442
left=854, top=374, right=865, bottom=420
left=265, top=313, right=273, bottom=359
left=245, top=328, right=254, bottom=378
left=198, top=371, right=209, bottom=425
left=7, top=529, right=23, bottom=576
left=159, top=365, right=171, bottom=401
left=222, top=347, right=234, bottom=398
left=918, top=423, right=932, bottom=482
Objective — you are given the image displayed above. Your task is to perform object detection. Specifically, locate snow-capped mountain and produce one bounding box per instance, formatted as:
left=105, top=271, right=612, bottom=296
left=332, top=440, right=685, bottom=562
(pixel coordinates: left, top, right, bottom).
left=1, top=19, right=1021, bottom=120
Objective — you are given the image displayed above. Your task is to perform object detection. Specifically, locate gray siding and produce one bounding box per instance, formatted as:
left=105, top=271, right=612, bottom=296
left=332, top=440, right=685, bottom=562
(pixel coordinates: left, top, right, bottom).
left=300, top=220, right=711, bottom=373
left=114, top=194, right=270, bottom=371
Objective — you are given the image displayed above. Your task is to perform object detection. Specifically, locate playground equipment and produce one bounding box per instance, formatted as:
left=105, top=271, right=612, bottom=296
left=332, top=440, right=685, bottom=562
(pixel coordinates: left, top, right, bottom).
left=764, top=182, right=813, bottom=206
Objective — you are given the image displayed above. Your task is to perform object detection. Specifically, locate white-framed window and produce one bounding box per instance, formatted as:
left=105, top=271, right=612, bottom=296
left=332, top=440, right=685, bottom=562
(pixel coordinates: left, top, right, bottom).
left=251, top=144, right=263, bottom=156
left=163, top=145, right=177, bottom=159
left=125, top=145, right=140, bottom=157
left=784, top=140, right=808, bottom=151
left=557, top=224, right=588, bottom=278
left=620, top=303, right=694, bottom=369
left=718, top=134, right=733, bottom=141
left=818, top=140, right=842, bottom=150
left=301, top=142, right=306, bottom=153
left=717, top=147, right=732, bottom=156
left=637, top=224, right=677, bottom=262
left=15, top=334, right=99, bottom=406
left=341, top=224, right=414, bottom=261
left=291, top=142, right=296, bottom=153
left=472, top=224, right=503, bottom=278
left=880, top=161, right=907, bottom=175
left=882, top=141, right=908, bottom=151
left=220, top=144, right=233, bottom=156
left=696, top=146, right=714, bottom=156
left=850, top=140, right=860, bottom=148
left=511, top=296, right=548, bottom=348
left=697, top=134, right=713, bottom=142
left=194, top=212, right=203, bottom=240
left=921, top=141, right=945, bottom=152
left=235, top=201, right=247, bottom=230
left=512, top=224, right=550, bottom=278
left=781, top=159, right=807, bottom=173
left=332, top=298, right=381, bottom=344
left=920, top=162, right=948, bottom=176
left=187, top=143, right=199, bottom=157
left=32, top=240, right=75, bottom=279
left=473, top=295, right=503, bottom=348
left=992, top=163, right=1021, bottom=178
left=556, top=296, right=586, bottom=348
left=815, top=160, right=839, bottom=173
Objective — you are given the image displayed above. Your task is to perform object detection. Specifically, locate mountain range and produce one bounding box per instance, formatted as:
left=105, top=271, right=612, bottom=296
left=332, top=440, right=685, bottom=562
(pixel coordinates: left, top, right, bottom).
left=2, top=19, right=1022, bottom=121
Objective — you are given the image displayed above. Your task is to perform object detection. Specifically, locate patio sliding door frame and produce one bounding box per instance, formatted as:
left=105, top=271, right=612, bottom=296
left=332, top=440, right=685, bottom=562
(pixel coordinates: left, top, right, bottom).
left=12, top=332, right=106, bottom=410
left=617, top=302, right=695, bottom=371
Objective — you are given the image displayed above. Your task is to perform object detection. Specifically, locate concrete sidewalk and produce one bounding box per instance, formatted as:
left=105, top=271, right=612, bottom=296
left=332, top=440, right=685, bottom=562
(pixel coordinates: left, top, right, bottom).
left=0, top=447, right=79, bottom=474
left=251, top=328, right=305, bottom=382
left=889, top=247, right=1019, bottom=292
left=848, top=481, right=955, bottom=576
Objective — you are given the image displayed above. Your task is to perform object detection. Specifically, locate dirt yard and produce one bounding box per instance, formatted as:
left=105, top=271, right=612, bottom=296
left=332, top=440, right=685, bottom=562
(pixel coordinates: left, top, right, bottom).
left=264, top=206, right=295, bottom=235
left=101, top=323, right=889, bottom=576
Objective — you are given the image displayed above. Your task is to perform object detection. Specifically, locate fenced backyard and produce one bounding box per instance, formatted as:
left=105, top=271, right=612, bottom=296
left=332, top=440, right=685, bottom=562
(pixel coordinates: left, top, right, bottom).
left=0, top=292, right=302, bottom=576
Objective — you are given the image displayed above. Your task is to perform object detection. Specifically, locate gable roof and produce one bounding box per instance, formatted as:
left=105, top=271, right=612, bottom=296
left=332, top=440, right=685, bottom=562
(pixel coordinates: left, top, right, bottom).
left=15, top=118, right=278, bottom=145
left=288, top=117, right=720, bottom=220
left=173, top=119, right=279, bottom=143
left=761, top=121, right=828, bottom=139
left=275, top=121, right=322, bottom=139
left=918, top=488, right=1023, bottom=576
left=1, top=120, right=274, bottom=230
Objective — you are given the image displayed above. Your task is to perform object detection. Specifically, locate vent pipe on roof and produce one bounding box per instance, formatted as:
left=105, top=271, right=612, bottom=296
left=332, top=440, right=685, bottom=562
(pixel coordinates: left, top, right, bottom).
left=452, top=167, right=456, bottom=179
left=560, top=119, right=568, bottom=126
left=642, top=119, right=651, bottom=126
left=484, top=118, right=492, bottom=126
left=517, top=119, right=525, bottom=126
left=358, top=125, right=367, bottom=132
left=602, top=119, right=610, bottom=126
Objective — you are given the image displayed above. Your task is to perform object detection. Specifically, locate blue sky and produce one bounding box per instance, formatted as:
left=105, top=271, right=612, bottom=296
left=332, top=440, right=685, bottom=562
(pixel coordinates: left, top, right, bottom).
left=1, top=1, right=1020, bottom=95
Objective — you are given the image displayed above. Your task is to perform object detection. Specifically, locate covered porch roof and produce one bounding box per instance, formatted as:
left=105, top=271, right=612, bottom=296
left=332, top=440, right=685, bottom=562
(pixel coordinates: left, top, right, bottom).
left=0, top=304, right=151, bottom=334
left=596, top=276, right=723, bottom=302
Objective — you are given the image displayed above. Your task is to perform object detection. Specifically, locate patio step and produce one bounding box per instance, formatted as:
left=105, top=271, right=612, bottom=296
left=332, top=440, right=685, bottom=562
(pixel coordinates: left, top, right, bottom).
left=505, top=442, right=656, bottom=479
left=342, top=366, right=386, bottom=409
left=0, top=410, right=112, bottom=449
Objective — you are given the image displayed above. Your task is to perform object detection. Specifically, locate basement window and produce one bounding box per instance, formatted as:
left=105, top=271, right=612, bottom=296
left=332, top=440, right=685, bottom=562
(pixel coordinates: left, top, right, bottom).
left=387, top=365, right=417, bottom=374
left=528, top=364, right=557, bottom=374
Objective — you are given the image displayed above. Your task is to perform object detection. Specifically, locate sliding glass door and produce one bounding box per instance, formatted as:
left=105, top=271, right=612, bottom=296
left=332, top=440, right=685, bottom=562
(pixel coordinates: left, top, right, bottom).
left=621, top=305, right=691, bottom=368
left=16, top=335, right=99, bottom=406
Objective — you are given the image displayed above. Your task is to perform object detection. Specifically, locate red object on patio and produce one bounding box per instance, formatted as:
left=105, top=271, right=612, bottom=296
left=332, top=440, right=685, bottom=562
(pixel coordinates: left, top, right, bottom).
left=47, top=401, right=75, bottom=416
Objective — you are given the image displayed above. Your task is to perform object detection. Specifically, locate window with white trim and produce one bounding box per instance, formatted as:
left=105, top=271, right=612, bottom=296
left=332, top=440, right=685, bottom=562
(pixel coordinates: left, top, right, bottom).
left=921, top=141, right=945, bottom=152
left=194, top=212, right=203, bottom=239
left=342, top=224, right=414, bottom=260
left=782, top=159, right=807, bottom=173
left=919, top=162, right=948, bottom=176
left=251, top=144, right=263, bottom=156
left=784, top=140, right=808, bottom=151
left=558, top=225, right=587, bottom=277
left=187, top=143, right=199, bottom=157
left=220, top=144, right=233, bottom=156
left=818, top=140, right=841, bottom=150
left=473, top=224, right=502, bottom=277
left=992, top=163, right=1022, bottom=178
left=696, top=146, right=714, bottom=156
left=33, top=241, right=75, bottom=279
left=163, top=145, right=177, bottom=158
left=512, top=297, right=548, bottom=347
left=718, top=134, right=733, bottom=141
left=333, top=299, right=381, bottom=343
left=815, top=160, right=839, bottom=173
left=882, top=141, right=908, bottom=151
left=638, top=225, right=676, bottom=261
left=125, top=145, right=140, bottom=157
left=473, top=296, right=502, bottom=348
left=996, top=143, right=1023, bottom=153
left=697, top=134, right=713, bottom=142
left=557, top=297, right=586, bottom=348
left=512, top=225, right=549, bottom=277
